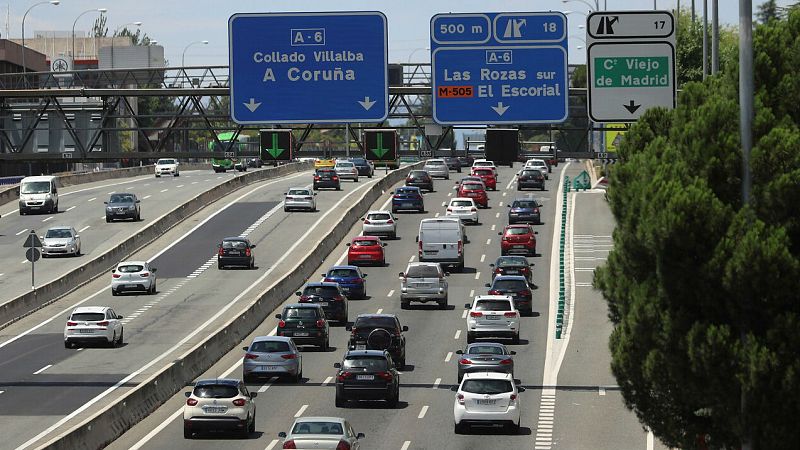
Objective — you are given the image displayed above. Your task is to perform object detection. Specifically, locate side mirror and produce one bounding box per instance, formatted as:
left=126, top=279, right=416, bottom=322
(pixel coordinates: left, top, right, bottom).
left=184, top=392, right=191, bottom=398
left=250, top=244, right=256, bottom=248
left=455, top=350, right=463, bottom=355
left=518, top=387, right=526, bottom=392
left=489, top=263, right=495, bottom=268
left=346, top=243, right=351, bottom=246
left=151, top=268, right=157, bottom=273
left=362, top=273, right=368, bottom=277
left=333, top=362, right=342, bottom=368
left=534, top=231, right=539, bottom=235
left=321, top=274, right=327, bottom=278
left=444, top=272, right=450, bottom=277
left=450, top=386, right=458, bottom=392
left=510, top=351, right=517, bottom=355
left=507, top=204, right=511, bottom=207
left=117, top=315, right=123, bottom=319
left=361, top=217, right=366, bottom=221
left=275, top=314, right=282, bottom=319
left=314, top=193, right=317, bottom=196
left=484, top=283, right=491, bottom=288
left=464, top=303, right=471, bottom=309
left=415, top=236, right=419, bottom=243
left=357, top=432, right=365, bottom=440
left=278, top=432, right=287, bottom=438
left=136, top=200, right=141, bottom=203
left=249, top=392, right=257, bottom=398
left=295, top=291, right=302, bottom=296
left=103, top=201, right=108, bottom=205
left=398, top=272, right=405, bottom=278
left=242, top=346, right=249, bottom=351
left=383, top=243, right=388, bottom=247
left=402, top=326, right=409, bottom=332
left=345, top=324, right=352, bottom=331
left=497, top=232, right=502, bottom=235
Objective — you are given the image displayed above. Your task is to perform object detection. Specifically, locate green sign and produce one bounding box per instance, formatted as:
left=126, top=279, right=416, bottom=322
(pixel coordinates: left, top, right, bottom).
left=259, top=130, right=292, bottom=161
left=364, top=129, right=397, bottom=161
left=593, top=56, right=669, bottom=88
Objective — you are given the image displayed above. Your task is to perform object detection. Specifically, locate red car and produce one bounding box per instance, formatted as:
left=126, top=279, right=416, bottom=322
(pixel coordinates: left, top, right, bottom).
left=457, top=182, right=489, bottom=208
left=471, top=168, right=497, bottom=190
left=347, top=236, right=387, bottom=266
left=499, top=224, right=538, bottom=256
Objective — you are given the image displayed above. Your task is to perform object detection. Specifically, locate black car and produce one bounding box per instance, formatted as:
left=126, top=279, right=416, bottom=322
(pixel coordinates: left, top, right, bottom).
left=275, top=303, right=330, bottom=350
left=347, top=314, right=408, bottom=368
left=490, top=256, right=534, bottom=285
left=313, top=168, right=341, bottom=190
left=456, top=155, right=474, bottom=168
left=508, top=197, right=542, bottom=224
left=405, top=170, right=434, bottom=192
left=517, top=169, right=545, bottom=191
left=218, top=237, right=256, bottom=269
left=295, top=282, right=349, bottom=323
left=104, top=193, right=141, bottom=222
left=486, top=275, right=533, bottom=316
left=349, top=157, right=374, bottom=178
left=334, top=350, right=400, bottom=407
left=442, top=157, right=462, bottom=173
left=246, top=157, right=263, bottom=168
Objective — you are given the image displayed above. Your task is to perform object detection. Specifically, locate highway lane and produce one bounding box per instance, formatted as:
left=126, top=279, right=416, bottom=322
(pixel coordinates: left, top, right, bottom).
left=109, top=163, right=559, bottom=450
left=0, top=168, right=266, bottom=303
left=0, top=167, right=395, bottom=449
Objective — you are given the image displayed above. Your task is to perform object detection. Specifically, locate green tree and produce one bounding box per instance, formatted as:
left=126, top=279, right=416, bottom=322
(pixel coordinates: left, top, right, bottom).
left=756, top=0, right=780, bottom=23
left=675, top=10, right=738, bottom=86
left=595, top=9, right=800, bottom=449
left=91, top=14, right=108, bottom=38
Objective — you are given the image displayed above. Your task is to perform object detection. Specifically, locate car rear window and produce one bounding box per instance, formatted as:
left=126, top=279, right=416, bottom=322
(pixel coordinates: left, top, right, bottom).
left=70, top=312, right=105, bottom=321
left=474, top=161, right=493, bottom=166
left=328, top=268, right=359, bottom=278
left=406, top=265, right=440, bottom=278
left=367, top=213, right=391, bottom=220
left=284, top=308, right=320, bottom=319
left=512, top=200, right=539, bottom=208
left=461, top=379, right=513, bottom=394
left=354, top=316, right=397, bottom=329
left=316, top=169, right=335, bottom=175
left=462, top=183, right=483, bottom=191
left=492, top=280, right=528, bottom=291
left=46, top=229, right=72, bottom=238
left=522, top=170, right=542, bottom=177
left=467, top=345, right=505, bottom=355
left=408, top=170, right=428, bottom=177
left=497, top=257, right=528, bottom=267
left=336, top=162, right=354, bottom=167
left=450, top=200, right=473, bottom=207
left=343, top=356, right=389, bottom=371
left=426, top=160, right=445, bottom=165
left=303, top=286, right=339, bottom=296
left=288, top=189, right=310, bottom=196
left=292, top=421, right=344, bottom=435
left=475, top=299, right=513, bottom=311
left=222, top=240, right=248, bottom=249
left=250, top=340, right=291, bottom=353
left=396, top=188, right=418, bottom=194
left=193, top=385, right=239, bottom=398
left=474, top=169, right=492, bottom=175
left=353, top=239, right=378, bottom=246
left=506, top=227, right=531, bottom=235
left=117, top=264, right=144, bottom=273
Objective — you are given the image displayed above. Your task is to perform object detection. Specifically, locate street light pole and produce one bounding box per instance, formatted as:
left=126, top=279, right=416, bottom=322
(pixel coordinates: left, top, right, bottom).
left=182, top=40, right=209, bottom=67
left=711, top=0, right=719, bottom=74
left=72, top=8, right=107, bottom=68
left=21, top=0, right=60, bottom=81
left=110, top=22, right=143, bottom=69
left=702, top=0, right=708, bottom=79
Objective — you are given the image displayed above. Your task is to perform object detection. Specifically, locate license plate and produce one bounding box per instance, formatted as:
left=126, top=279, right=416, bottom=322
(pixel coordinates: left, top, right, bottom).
left=423, top=250, right=437, bottom=254
left=513, top=245, right=526, bottom=249
left=356, top=375, right=375, bottom=380
left=359, top=255, right=372, bottom=259
left=506, top=270, right=520, bottom=275
left=317, top=302, right=329, bottom=307
left=355, top=344, right=366, bottom=350
left=257, top=366, right=280, bottom=372
left=467, top=193, right=477, bottom=197
left=294, top=332, right=309, bottom=337
left=203, top=407, right=227, bottom=414
left=402, top=203, right=413, bottom=208
left=476, top=399, right=497, bottom=405
left=414, top=283, right=431, bottom=288
left=125, top=284, right=137, bottom=288
left=79, top=329, right=93, bottom=334
left=486, top=315, right=501, bottom=320
left=228, top=251, right=240, bottom=255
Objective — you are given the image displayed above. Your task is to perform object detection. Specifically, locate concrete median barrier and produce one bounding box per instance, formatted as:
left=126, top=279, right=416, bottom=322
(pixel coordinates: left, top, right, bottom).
left=40, top=162, right=423, bottom=450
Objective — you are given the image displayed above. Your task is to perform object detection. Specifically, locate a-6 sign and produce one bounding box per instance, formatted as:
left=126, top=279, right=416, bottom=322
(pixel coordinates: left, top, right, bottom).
left=363, top=129, right=397, bottom=162
left=259, top=130, right=293, bottom=162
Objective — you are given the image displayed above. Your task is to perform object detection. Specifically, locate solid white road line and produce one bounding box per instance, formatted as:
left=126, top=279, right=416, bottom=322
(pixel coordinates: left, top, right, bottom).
left=401, top=441, right=411, bottom=450
left=265, top=439, right=280, bottom=450
left=454, top=330, right=461, bottom=339
left=258, top=383, right=273, bottom=393
left=66, top=206, right=76, bottom=212
left=647, top=429, right=655, bottom=450
left=15, top=229, right=27, bottom=236
left=444, top=352, right=452, bottom=362
left=434, top=212, right=440, bottom=217
left=0, top=390, right=4, bottom=395
left=505, top=176, right=516, bottom=190
left=294, top=404, right=308, bottom=418
left=418, top=405, right=429, bottom=419
left=107, top=191, right=114, bottom=195
left=33, top=365, right=52, bottom=375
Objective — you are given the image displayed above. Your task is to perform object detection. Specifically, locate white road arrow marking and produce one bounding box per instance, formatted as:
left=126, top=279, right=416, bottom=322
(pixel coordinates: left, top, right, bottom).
left=358, top=96, right=376, bottom=110
left=244, top=98, right=261, bottom=112
left=491, top=102, right=509, bottom=116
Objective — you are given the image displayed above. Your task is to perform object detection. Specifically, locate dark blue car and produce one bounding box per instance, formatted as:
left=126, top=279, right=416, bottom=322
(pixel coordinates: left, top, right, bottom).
left=322, top=265, right=368, bottom=299
left=391, top=186, right=424, bottom=213
left=508, top=197, right=541, bottom=225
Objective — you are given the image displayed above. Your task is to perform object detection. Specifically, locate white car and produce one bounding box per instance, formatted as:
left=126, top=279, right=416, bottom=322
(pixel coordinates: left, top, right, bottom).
left=183, top=378, right=257, bottom=438
left=278, top=417, right=365, bottom=449
left=63, top=306, right=124, bottom=348
left=362, top=210, right=398, bottom=239
left=465, top=295, right=520, bottom=344
left=522, top=159, right=549, bottom=179
left=41, top=225, right=81, bottom=257
left=446, top=198, right=479, bottom=224
left=111, top=260, right=157, bottom=296
left=334, top=161, right=359, bottom=182
left=423, top=159, right=450, bottom=179
left=284, top=187, right=317, bottom=212
left=453, top=371, right=523, bottom=434
left=154, top=158, right=179, bottom=177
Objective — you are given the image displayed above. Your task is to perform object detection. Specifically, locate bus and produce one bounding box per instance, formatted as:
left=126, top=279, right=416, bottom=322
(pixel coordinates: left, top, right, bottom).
left=210, top=132, right=239, bottom=173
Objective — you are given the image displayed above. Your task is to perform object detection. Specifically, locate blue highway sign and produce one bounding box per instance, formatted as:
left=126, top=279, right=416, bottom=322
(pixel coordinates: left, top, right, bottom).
left=431, top=12, right=569, bottom=125
left=229, top=12, right=388, bottom=124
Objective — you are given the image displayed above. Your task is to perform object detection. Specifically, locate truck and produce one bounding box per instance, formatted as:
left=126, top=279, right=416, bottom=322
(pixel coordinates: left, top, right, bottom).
left=520, top=141, right=558, bottom=168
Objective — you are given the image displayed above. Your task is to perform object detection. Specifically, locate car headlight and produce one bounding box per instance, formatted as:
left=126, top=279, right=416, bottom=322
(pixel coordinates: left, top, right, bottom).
left=128, top=205, right=136, bottom=210
left=106, top=206, right=113, bottom=211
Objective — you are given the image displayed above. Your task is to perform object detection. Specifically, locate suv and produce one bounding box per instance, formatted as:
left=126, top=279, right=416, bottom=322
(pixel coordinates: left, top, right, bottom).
left=183, top=379, right=257, bottom=438
left=453, top=372, right=523, bottom=434
left=104, top=193, right=141, bottom=222
left=63, top=306, right=124, bottom=348
left=154, top=158, right=179, bottom=177
left=313, top=168, right=341, bottom=190
left=508, top=197, right=542, bottom=224
left=217, top=237, right=256, bottom=269
left=322, top=265, right=367, bottom=300
left=465, top=295, right=520, bottom=344
left=295, top=282, right=349, bottom=323
left=111, top=260, right=157, bottom=295
left=276, top=304, right=330, bottom=350
left=347, top=314, right=408, bottom=368
left=487, top=275, right=534, bottom=316
left=334, top=350, right=400, bottom=408
left=399, top=262, right=449, bottom=309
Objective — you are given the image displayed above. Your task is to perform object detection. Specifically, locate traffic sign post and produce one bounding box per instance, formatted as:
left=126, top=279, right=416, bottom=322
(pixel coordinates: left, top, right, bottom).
left=23, top=230, right=42, bottom=290
left=259, top=129, right=293, bottom=164
left=228, top=12, right=389, bottom=124
left=587, top=11, right=676, bottom=122
left=430, top=12, right=569, bottom=125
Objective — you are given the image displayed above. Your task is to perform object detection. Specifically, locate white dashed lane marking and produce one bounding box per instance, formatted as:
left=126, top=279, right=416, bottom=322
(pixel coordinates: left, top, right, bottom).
left=444, top=352, right=452, bottom=362
left=294, top=404, right=308, bottom=418
left=15, top=229, right=27, bottom=236
left=33, top=365, right=52, bottom=375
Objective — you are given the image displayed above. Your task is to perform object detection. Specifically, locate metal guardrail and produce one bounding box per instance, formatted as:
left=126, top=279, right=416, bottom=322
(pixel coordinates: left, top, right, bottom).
left=0, top=176, right=24, bottom=186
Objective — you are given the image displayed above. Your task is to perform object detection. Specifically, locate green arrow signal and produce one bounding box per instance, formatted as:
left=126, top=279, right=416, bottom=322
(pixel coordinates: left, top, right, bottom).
left=266, top=133, right=285, bottom=159
left=370, top=133, right=391, bottom=159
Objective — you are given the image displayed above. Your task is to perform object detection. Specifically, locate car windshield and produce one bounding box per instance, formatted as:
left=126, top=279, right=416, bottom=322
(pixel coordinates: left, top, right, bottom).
left=497, top=257, right=528, bottom=268
left=70, top=312, right=105, bottom=322
left=45, top=229, right=72, bottom=238
left=450, top=200, right=473, bottom=207
left=343, top=356, right=389, bottom=371
left=291, top=421, right=344, bottom=435
left=109, top=194, right=134, bottom=203
left=512, top=200, right=539, bottom=208
left=354, top=316, right=397, bottom=329
left=492, top=280, right=528, bottom=291
left=461, top=379, right=513, bottom=394
left=222, top=240, right=248, bottom=249
left=462, top=183, right=483, bottom=191
left=303, top=286, right=339, bottom=296
left=157, top=159, right=176, bottom=165
left=353, top=239, right=378, bottom=246
left=406, top=265, right=440, bottom=278
left=288, top=189, right=311, bottom=196
left=20, top=181, right=51, bottom=194
left=367, top=213, right=391, bottom=220
left=467, top=345, right=505, bottom=355
left=475, top=299, right=513, bottom=311
left=506, top=227, right=531, bottom=235
left=285, top=308, right=319, bottom=319
left=117, top=264, right=144, bottom=273
left=249, top=340, right=291, bottom=353
left=328, top=268, right=359, bottom=278
left=193, top=385, right=239, bottom=399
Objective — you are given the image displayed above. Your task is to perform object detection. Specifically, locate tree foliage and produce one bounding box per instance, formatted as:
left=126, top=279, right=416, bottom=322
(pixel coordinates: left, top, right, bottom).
left=675, top=10, right=738, bottom=86
left=756, top=0, right=780, bottom=23
left=595, top=9, right=800, bottom=449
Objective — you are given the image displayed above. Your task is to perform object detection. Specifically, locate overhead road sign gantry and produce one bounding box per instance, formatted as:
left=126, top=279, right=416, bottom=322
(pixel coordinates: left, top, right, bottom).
left=586, top=11, right=676, bottom=123
left=228, top=12, right=389, bottom=124
left=430, top=12, right=569, bottom=125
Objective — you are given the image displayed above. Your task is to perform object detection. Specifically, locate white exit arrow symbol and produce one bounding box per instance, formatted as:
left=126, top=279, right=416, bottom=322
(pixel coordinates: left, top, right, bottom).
left=491, top=102, right=509, bottom=116
left=243, top=98, right=261, bottom=112
left=358, top=96, right=376, bottom=111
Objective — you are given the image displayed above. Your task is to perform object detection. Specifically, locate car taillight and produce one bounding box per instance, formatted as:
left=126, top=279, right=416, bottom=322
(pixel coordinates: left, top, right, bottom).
left=447, top=208, right=453, bottom=212
left=470, top=311, right=483, bottom=317
left=500, top=358, right=513, bottom=365
left=337, top=371, right=353, bottom=382
left=245, top=248, right=251, bottom=257
left=140, top=272, right=150, bottom=277
left=510, top=394, right=518, bottom=402
left=350, top=327, right=358, bottom=335
left=495, top=268, right=503, bottom=274
left=186, top=398, right=198, bottom=406
left=314, top=175, right=320, bottom=181
left=471, top=208, right=477, bottom=212
left=218, top=247, right=224, bottom=256
left=363, top=219, right=371, bottom=224
left=278, top=320, right=286, bottom=327
left=488, top=289, right=501, bottom=295
left=418, top=240, right=422, bottom=256
left=457, top=393, right=465, bottom=405
left=520, top=267, right=529, bottom=273
left=244, top=353, right=259, bottom=360
left=316, top=319, right=326, bottom=328
left=336, top=440, right=352, bottom=450
left=458, top=240, right=463, bottom=255
left=386, top=219, right=394, bottom=224
left=97, top=321, right=109, bottom=326
left=67, top=321, right=77, bottom=326
left=518, top=290, right=531, bottom=297
left=283, top=440, right=297, bottom=449
left=299, top=295, right=311, bottom=302
left=458, top=358, right=472, bottom=364
left=533, top=208, right=540, bottom=213
left=504, top=311, right=518, bottom=318
left=281, top=353, right=297, bottom=360
left=405, top=177, right=412, bottom=183
left=232, top=398, right=246, bottom=407
left=377, top=371, right=393, bottom=382
left=332, top=176, right=339, bottom=180
left=112, top=273, right=121, bottom=278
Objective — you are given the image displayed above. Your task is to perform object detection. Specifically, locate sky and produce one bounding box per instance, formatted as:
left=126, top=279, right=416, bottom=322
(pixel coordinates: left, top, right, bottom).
left=4, top=0, right=793, bottom=66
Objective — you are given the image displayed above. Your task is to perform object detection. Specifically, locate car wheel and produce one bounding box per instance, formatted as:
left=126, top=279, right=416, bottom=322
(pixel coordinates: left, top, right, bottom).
left=175, top=173, right=180, bottom=177
left=454, top=422, right=467, bottom=434
left=501, top=250, right=507, bottom=256
left=64, top=341, right=72, bottom=349
left=150, top=282, right=156, bottom=294
left=248, top=413, right=256, bottom=433
left=512, top=333, right=520, bottom=345
left=111, top=289, right=118, bottom=296
left=108, top=332, right=117, bottom=348
left=284, top=207, right=289, bottom=212
left=466, top=332, right=475, bottom=344
left=508, top=419, right=521, bottom=434
left=321, top=336, right=329, bottom=352
left=75, top=246, right=81, bottom=257
left=294, top=368, right=303, bottom=383
left=105, top=216, right=111, bottom=223
left=117, top=329, right=124, bottom=346
left=354, top=177, right=359, bottom=182
left=243, top=374, right=254, bottom=384
left=250, top=259, right=255, bottom=270
left=335, top=393, right=347, bottom=408
left=400, top=301, right=409, bottom=310
left=336, top=186, right=341, bottom=191
left=387, top=388, right=399, bottom=408
left=439, top=298, right=448, bottom=310
left=391, top=232, right=397, bottom=240
left=184, top=427, right=192, bottom=439
left=136, top=213, right=141, bottom=221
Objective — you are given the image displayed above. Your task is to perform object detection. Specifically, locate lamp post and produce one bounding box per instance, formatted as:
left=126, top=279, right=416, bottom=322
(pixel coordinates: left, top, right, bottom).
left=181, top=40, right=208, bottom=67
left=109, top=21, right=142, bottom=68
left=21, top=0, right=60, bottom=79
left=72, top=8, right=107, bottom=67
left=561, top=0, right=599, bottom=12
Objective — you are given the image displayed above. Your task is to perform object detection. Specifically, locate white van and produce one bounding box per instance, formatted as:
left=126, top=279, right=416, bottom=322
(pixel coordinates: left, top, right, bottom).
left=19, top=175, right=59, bottom=214
left=417, top=218, right=465, bottom=271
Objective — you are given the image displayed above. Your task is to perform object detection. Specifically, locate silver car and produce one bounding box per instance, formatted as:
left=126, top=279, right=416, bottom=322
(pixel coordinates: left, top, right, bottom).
left=399, top=262, right=449, bottom=309
left=456, top=342, right=515, bottom=382
left=284, top=187, right=317, bottom=212
left=361, top=210, right=398, bottom=239
left=423, top=159, right=450, bottom=179
left=242, top=336, right=302, bottom=383
left=41, top=226, right=81, bottom=257
left=334, top=161, right=359, bottom=182
left=278, top=417, right=365, bottom=450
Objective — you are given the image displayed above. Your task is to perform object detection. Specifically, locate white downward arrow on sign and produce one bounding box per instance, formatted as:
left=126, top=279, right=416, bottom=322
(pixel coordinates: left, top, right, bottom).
left=244, top=98, right=262, bottom=112
left=358, top=97, right=376, bottom=110
left=491, top=102, right=509, bottom=116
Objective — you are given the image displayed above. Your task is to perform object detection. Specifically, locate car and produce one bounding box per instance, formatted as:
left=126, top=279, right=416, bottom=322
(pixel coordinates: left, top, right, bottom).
left=455, top=176, right=485, bottom=187
left=456, top=181, right=489, bottom=208
left=278, top=417, right=365, bottom=449
left=446, top=197, right=479, bottom=224
left=405, top=170, right=434, bottom=192
left=349, top=157, right=374, bottom=178
left=183, top=379, right=257, bottom=439
left=456, top=155, right=475, bottom=168
left=284, top=187, right=317, bottom=212
left=246, top=157, right=263, bottom=168
left=361, top=210, right=397, bottom=239
left=234, top=159, right=248, bottom=171
left=456, top=342, right=516, bottom=382
left=296, top=282, right=349, bottom=323
left=242, top=336, right=302, bottom=383
left=346, top=236, right=387, bottom=266
left=471, top=159, right=498, bottom=179
left=334, top=350, right=401, bottom=408
left=490, top=256, right=534, bottom=286
left=453, top=372, right=523, bottom=433
left=399, top=262, right=449, bottom=309
left=111, top=260, right=157, bottom=295
left=423, top=159, right=450, bottom=179
left=522, top=158, right=549, bottom=179
left=486, top=275, right=534, bottom=316
left=471, top=167, right=497, bottom=190
left=322, top=265, right=368, bottom=300
left=314, top=158, right=336, bottom=169
left=391, top=186, right=424, bottom=213
left=313, top=168, right=341, bottom=190
left=443, top=156, right=462, bottom=172
left=104, top=192, right=141, bottom=222
left=276, top=303, right=330, bottom=350
left=41, top=226, right=81, bottom=257
left=347, top=314, right=408, bottom=368
left=154, top=158, right=179, bottom=177
left=334, top=160, right=359, bottom=182
left=465, top=295, right=520, bottom=344
left=516, top=168, right=545, bottom=191
left=499, top=224, right=538, bottom=256
left=218, top=237, right=256, bottom=269
left=63, top=306, right=123, bottom=348
left=508, top=197, right=542, bottom=224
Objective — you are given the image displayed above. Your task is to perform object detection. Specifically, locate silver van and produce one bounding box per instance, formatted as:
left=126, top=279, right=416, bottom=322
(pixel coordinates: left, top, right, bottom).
left=19, top=175, right=59, bottom=214
left=417, top=218, right=465, bottom=271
